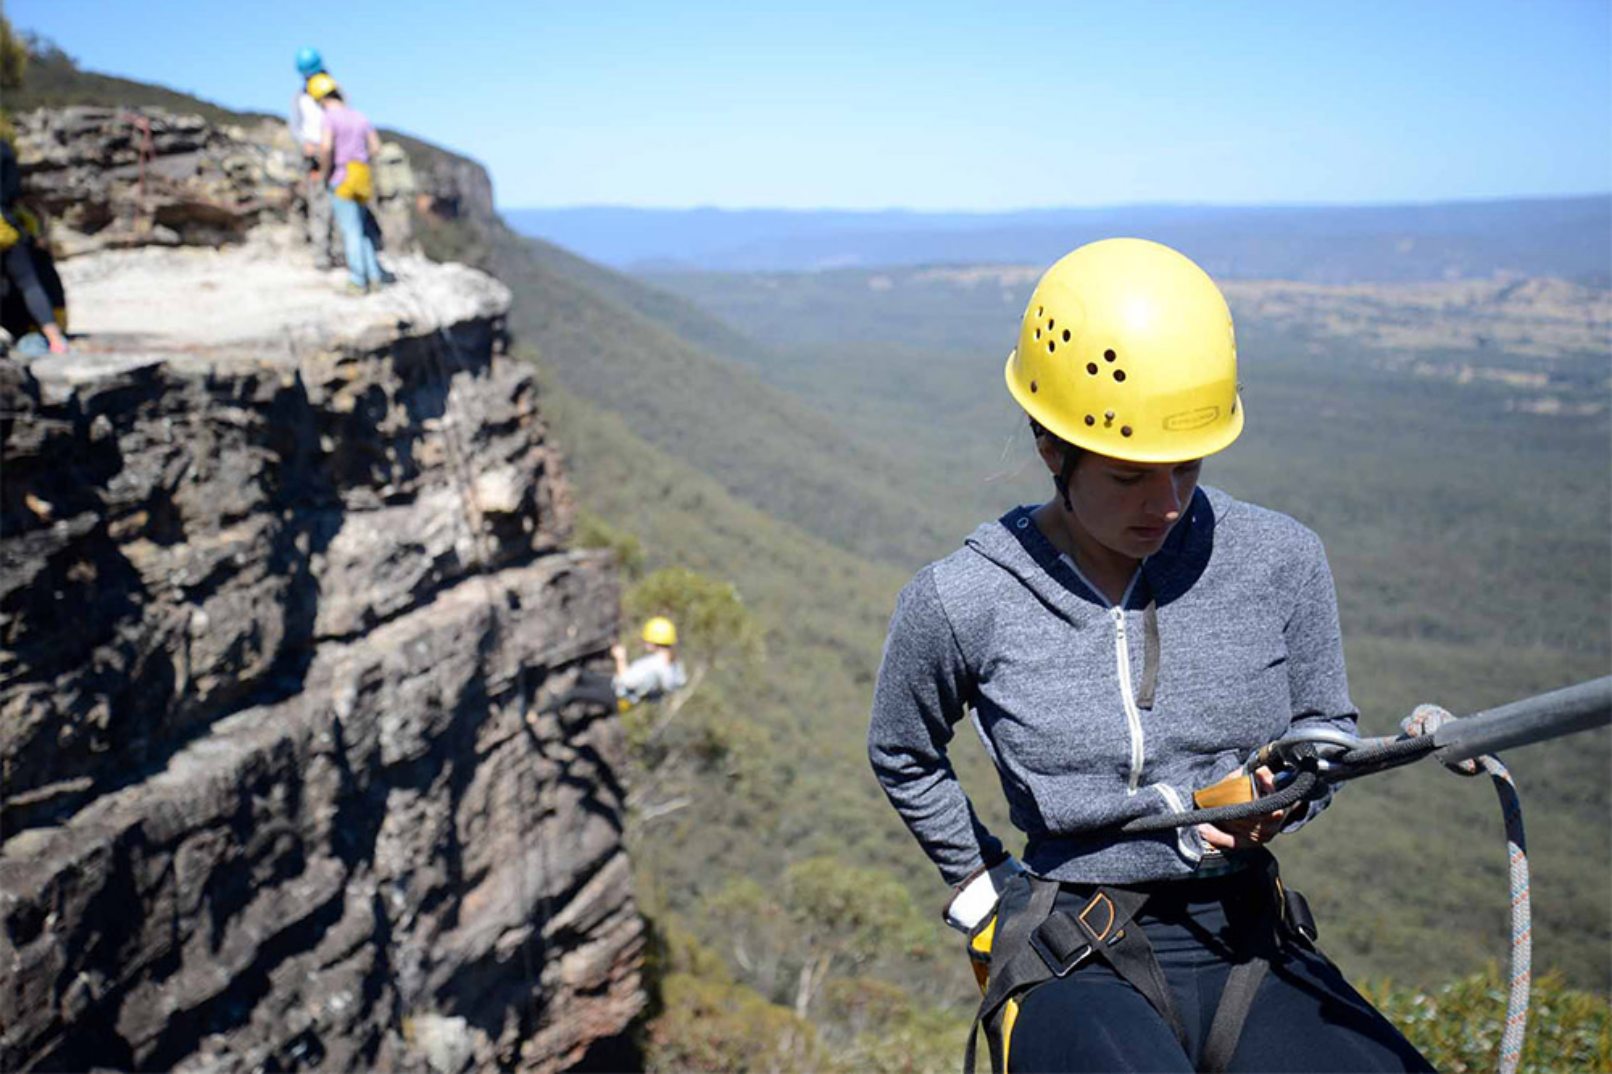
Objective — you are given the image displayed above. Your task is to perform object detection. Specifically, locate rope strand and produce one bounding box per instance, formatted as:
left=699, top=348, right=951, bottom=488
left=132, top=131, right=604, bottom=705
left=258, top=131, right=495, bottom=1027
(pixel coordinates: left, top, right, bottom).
left=1402, top=704, right=1528, bottom=1074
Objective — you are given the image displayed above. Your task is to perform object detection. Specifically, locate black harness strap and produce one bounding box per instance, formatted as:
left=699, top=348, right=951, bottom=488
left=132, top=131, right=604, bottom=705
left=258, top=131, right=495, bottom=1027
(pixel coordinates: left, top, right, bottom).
left=967, top=882, right=1180, bottom=1073
left=966, top=875, right=1057, bottom=1074
left=1200, top=849, right=1295, bottom=1071
left=1200, top=957, right=1269, bottom=1072
left=1085, top=894, right=1190, bottom=1053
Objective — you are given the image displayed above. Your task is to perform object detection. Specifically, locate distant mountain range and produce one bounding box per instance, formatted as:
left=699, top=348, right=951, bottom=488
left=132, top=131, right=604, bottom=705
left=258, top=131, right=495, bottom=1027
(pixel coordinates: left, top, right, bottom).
left=504, top=198, right=1612, bottom=284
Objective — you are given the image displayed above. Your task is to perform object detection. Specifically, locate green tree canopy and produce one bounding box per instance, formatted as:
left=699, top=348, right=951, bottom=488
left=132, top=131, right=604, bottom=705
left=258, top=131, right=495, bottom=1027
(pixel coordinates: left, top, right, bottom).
left=625, top=565, right=762, bottom=667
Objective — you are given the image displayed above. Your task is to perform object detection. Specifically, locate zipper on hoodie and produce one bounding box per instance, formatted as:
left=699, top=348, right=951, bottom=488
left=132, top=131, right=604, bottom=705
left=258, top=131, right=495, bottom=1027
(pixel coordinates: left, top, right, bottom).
left=1111, top=606, right=1146, bottom=795
left=1061, top=554, right=1148, bottom=797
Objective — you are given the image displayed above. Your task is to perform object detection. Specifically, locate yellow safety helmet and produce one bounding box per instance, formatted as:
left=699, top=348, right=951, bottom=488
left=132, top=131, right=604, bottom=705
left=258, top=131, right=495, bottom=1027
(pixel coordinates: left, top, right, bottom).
left=641, top=616, right=678, bottom=647
left=306, top=73, right=339, bottom=101
left=1004, top=238, right=1242, bottom=464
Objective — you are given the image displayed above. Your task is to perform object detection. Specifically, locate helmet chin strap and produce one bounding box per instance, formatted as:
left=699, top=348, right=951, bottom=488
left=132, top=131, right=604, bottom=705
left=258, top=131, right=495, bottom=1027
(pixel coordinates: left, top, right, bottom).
left=1031, top=418, right=1081, bottom=513
left=1054, top=444, right=1079, bottom=513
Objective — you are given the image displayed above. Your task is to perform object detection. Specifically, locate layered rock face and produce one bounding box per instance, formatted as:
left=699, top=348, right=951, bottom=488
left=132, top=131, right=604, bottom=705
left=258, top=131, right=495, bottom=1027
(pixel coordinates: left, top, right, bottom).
left=12, top=106, right=432, bottom=259
left=0, top=247, right=644, bottom=1071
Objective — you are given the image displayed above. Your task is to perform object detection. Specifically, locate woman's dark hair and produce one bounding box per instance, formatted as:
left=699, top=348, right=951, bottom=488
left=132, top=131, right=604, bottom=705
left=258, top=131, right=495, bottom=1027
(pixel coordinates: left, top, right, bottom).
left=1029, top=416, right=1084, bottom=511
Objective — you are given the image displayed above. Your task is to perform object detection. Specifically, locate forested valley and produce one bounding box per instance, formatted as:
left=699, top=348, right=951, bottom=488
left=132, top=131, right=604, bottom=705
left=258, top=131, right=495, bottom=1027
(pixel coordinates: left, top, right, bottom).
left=444, top=214, right=1611, bottom=1070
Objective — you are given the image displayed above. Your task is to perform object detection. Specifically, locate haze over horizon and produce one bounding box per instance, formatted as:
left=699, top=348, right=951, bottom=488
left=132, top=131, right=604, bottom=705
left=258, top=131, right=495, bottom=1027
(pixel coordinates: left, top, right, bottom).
left=13, top=0, right=1611, bottom=213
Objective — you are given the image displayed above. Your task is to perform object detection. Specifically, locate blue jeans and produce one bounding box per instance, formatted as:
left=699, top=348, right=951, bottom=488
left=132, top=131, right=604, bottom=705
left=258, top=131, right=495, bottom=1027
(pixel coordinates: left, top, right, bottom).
left=330, top=195, right=382, bottom=287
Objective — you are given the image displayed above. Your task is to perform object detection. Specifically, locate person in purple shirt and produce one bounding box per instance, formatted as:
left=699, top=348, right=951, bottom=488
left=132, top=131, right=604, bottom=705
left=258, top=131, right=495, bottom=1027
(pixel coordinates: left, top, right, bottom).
left=309, top=74, right=389, bottom=294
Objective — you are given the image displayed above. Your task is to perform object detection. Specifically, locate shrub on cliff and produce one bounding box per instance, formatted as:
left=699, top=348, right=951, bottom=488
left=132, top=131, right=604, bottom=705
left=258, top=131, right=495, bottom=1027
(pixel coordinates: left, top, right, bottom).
left=1, top=11, right=24, bottom=142
left=1363, top=968, right=1611, bottom=1072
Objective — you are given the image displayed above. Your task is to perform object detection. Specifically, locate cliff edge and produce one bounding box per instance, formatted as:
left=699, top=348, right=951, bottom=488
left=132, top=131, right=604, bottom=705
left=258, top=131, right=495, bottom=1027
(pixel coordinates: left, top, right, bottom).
left=0, top=115, right=644, bottom=1073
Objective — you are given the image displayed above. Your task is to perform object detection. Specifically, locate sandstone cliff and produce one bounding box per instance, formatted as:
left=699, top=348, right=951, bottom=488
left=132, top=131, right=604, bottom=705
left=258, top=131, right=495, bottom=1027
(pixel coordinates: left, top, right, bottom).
left=0, top=113, right=644, bottom=1072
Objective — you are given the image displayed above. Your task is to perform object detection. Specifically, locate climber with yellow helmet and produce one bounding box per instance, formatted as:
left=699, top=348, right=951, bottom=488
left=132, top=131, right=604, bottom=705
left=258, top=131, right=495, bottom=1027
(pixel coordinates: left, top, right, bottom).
left=310, top=73, right=388, bottom=294
left=868, top=239, right=1431, bottom=1072
left=611, top=617, right=688, bottom=706
left=538, top=617, right=689, bottom=718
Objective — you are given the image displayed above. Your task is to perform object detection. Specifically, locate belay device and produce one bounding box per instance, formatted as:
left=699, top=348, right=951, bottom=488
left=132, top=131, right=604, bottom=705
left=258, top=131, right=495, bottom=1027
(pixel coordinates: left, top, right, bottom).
left=969, top=676, right=1612, bottom=1074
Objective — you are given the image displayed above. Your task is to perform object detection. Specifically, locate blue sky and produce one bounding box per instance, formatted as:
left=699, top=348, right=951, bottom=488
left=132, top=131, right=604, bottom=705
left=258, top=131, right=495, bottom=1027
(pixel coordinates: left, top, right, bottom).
left=12, top=0, right=1611, bottom=211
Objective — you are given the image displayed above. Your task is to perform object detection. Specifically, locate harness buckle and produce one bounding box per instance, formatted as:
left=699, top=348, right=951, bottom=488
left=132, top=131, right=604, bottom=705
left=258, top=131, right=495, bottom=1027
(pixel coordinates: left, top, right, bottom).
left=1028, top=893, right=1120, bottom=980
left=1028, top=916, right=1093, bottom=978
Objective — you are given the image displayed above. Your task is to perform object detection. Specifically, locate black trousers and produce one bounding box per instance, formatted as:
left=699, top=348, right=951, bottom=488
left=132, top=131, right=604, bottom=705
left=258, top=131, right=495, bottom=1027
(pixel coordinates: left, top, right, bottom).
left=1006, top=871, right=1433, bottom=1073
left=543, top=670, right=619, bottom=713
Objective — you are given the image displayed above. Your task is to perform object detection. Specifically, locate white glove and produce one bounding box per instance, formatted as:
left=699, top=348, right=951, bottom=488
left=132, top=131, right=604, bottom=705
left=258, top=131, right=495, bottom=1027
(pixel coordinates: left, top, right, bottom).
left=943, top=856, right=1026, bottom=933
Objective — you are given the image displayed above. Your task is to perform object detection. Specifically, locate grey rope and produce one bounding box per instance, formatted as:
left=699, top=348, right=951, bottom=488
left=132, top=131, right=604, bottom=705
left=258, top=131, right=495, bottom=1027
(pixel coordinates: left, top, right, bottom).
left=1118, top=708, right=1530, bottom=1074
left=1401, top=704, right=1529, bottom=1074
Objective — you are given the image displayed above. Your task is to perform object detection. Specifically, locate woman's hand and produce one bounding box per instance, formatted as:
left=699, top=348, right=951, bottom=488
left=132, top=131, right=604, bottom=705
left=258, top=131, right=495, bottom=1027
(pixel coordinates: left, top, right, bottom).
left=1198, top=766, right=1288, bottom=850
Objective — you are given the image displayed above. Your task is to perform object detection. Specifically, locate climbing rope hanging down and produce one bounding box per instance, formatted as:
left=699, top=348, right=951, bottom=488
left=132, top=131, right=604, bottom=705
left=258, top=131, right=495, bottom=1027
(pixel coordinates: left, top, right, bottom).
left=1120, top=675, right=1610, bottom=1074
left=390, top=274, right=553, bottom=1008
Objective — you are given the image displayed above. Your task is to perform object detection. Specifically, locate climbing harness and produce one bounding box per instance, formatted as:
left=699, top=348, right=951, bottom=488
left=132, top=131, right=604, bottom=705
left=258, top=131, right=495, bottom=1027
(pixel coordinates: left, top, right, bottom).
left=968, top=675, right=1611, bottom=1074
left=965, top=849, right=1310, bottom=1074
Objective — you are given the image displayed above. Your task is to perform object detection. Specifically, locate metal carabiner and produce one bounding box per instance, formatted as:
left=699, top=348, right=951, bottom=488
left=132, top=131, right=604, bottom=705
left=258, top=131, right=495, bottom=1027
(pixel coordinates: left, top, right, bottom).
left=1248, top=727, right=1361, bottom=778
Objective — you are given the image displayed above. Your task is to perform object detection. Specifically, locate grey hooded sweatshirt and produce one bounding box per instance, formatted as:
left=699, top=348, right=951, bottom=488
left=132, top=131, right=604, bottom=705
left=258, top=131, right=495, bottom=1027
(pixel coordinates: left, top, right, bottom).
left=868, top=485, right=1356, bottom=887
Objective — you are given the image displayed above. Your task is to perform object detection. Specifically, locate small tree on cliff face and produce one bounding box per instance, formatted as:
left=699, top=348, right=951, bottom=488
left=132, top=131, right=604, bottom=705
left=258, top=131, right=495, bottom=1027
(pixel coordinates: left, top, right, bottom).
left=0, top=15, right=24, bottom=92
left=0, top=12, right=25, bottom=144
left=572, top=509, right=645, bottom=579
left=701, top=858, right=934, bottom=1021
left=625, top=566, right=762, bottom=670
left=781, top=857, right=931, bottom=1020
left=620, top=566, right=763, bottom=823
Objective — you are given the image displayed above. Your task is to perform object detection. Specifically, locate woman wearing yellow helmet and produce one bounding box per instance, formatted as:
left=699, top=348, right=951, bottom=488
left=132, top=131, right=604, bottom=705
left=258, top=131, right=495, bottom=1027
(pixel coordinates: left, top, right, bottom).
left=869, top=240, right=1430, bottom=1072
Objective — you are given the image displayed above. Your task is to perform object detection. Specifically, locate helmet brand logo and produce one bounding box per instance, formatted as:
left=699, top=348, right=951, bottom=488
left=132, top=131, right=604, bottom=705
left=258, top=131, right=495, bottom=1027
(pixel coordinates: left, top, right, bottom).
left=1163, top=406, right=1220, bottom=431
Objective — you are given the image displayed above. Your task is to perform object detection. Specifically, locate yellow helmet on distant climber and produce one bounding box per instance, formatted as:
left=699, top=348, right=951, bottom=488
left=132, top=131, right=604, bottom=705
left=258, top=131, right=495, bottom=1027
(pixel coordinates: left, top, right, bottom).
left=642, top=617, right=678, bottom=647
left=1004, top=238, right=1243, bottom=464
left=306, top=73, right=339, bottom=101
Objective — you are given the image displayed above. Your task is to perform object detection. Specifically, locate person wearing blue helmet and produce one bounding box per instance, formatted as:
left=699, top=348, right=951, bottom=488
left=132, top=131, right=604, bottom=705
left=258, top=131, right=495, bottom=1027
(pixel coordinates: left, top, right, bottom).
left=295, top=47, right=323, bottom=78
left=289, top=47, right=336, bottom=270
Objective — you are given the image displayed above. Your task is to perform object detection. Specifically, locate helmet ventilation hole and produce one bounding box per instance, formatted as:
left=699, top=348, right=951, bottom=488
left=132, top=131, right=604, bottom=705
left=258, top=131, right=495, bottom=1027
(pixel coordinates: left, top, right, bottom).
left=1037, top=306, right=1044, bottom=317
left=1047, top=341, right=1056, bottom=353
left=1062, top=329, right=1071, bottom=343
left=1121, top=426, right=1133, bottom=437
left=1084, top=415, right=1095, bottom=426
left=1048, top=318, right=1056, bottom=330
left=1030, top=380, right=1038, bottom=393
left=1086, top=362, right=1098, bottom=375
left=1114, top=370, right=1126, bottom=383
left=1104, top=349, right=1117, bottom=362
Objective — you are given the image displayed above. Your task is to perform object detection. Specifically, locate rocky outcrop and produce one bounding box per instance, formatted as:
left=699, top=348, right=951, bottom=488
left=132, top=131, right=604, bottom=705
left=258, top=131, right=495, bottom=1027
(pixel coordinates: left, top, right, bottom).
left=0, top=247, right=644, bottom=1071
left=12, top=106, right=433, bottom=260
left=407, top=143, right=497, bottom=229
left=13, top=106, right=299, bottom=258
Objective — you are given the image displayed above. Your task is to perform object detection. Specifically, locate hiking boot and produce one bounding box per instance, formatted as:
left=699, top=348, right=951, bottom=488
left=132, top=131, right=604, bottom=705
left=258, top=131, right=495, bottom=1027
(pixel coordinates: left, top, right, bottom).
left=343, top=281, right=368, bottom=297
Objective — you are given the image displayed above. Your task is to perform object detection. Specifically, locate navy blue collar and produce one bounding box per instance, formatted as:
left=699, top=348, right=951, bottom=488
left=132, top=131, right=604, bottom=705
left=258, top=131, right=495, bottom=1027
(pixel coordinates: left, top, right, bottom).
left=999, top=488, right=1216, bottom=611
